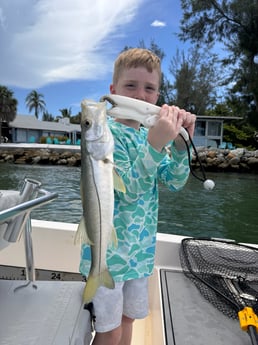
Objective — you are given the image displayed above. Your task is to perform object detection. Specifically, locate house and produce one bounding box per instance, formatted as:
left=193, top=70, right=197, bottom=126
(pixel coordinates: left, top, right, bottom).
left=7, top=115, right=81, bottom=144
left=5, top=114, right=242, bottom=147
left=193, top=115, right=242, bottom=148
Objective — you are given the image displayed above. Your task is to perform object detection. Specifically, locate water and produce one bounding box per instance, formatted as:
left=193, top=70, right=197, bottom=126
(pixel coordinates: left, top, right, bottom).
left=0, top=164, right=257, bottom=244
left=0, top=164, right=82, bottom=224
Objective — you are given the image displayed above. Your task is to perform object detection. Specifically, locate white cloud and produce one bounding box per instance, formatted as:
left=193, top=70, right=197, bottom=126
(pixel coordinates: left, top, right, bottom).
left=0, top=0, right=143, bottom=88
left=151, top=20, right=166, bottom=27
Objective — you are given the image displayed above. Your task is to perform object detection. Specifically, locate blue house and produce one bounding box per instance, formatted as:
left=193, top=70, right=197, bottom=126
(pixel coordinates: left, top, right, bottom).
left=5, top=114, right=241, bottom=148
left=7, top=115, right=81, bottom=144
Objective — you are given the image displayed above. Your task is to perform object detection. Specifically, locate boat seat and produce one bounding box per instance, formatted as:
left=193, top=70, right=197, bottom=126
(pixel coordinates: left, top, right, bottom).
left=0, top=280, right=92, bottom=345
left=160, top=269, right=251, bottom=345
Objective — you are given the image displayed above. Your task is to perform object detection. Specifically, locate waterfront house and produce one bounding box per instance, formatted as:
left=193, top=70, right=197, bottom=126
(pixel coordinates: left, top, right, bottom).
left=193, top=115, right=242, bottom=148
left=7, top=115, right=80, bottom=144
left=4, top=114, right=241, bottom=147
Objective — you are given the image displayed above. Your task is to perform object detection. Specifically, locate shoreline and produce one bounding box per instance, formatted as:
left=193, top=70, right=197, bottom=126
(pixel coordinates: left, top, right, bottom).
left=0, top=144, right=258, bottom=172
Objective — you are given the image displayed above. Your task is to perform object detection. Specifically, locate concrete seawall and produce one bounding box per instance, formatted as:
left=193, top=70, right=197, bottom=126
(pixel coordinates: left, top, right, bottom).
left=0, top=144, right=258, bottom=172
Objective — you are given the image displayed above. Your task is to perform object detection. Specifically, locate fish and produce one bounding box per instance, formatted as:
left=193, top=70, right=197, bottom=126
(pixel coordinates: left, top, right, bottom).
left=75, top=99, right=125, bottom=303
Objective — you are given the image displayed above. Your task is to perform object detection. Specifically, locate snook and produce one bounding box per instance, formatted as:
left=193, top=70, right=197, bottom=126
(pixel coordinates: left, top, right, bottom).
left=75, top=99, right=117, bottom=303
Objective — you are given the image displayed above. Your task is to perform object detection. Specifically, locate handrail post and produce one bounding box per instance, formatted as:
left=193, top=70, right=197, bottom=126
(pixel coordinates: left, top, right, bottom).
left=24, top=215, right=35, bottom=282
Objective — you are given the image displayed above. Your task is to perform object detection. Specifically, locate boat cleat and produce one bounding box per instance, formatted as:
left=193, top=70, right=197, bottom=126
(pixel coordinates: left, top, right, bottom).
left=100, top=94, right=189, bottom=141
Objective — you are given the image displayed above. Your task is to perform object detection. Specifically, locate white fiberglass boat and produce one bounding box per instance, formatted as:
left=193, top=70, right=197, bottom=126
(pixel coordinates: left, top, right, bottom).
left=0, top=180, right=257, bottom=345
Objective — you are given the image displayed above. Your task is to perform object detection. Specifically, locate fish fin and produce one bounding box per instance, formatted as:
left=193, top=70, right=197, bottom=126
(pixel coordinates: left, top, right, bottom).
left=74, top=217, right=94, bottom=245
left=83, top=269, right=115, bottom=303
left=113, top=168, right=126, bottom=193
left=110, top=226, right=118, bottom=248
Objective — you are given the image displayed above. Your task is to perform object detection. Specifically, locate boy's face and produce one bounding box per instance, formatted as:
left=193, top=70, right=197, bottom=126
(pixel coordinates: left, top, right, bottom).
left=110, top=67, right=160, bottom=105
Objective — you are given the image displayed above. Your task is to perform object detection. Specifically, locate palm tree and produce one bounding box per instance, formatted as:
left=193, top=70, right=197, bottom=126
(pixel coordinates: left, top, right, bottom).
left=0, top=85, right=17, bottom=143
left=25, top=90, right=46, bottom=119
left=42, top=111, right=55, bottom=122
left=59, top=107, right=72, bottom=118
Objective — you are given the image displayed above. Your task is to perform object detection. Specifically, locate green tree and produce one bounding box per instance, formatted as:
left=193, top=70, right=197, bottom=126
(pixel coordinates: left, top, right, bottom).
left=169, top=46, right=219, bottom=114
left=70, top=112, right=81, bottom=124
left=59, top=107, right=72, bottom=118
left=0, top=86, right=17, bottom=143
left=42, top=111, right=55, bottom=122
left=25, top=90, right=46, bottom=119
left=179, top=0, right=258, bottom=125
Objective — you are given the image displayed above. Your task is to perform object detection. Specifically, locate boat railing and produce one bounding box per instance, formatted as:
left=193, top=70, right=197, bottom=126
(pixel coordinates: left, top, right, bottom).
left=0, top=178, right=58, bottom=282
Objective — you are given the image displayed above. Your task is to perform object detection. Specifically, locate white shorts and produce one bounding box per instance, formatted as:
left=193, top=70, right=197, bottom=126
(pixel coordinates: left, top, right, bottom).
left=91, top=277, right=149, bottom=333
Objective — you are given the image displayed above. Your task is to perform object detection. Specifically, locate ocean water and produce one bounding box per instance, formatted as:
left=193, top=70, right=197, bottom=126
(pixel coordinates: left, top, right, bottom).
left=0, top=164, right=257, bottom=244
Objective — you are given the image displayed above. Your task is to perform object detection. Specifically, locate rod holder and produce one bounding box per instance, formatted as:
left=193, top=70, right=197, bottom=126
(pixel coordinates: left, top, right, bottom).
left=3, top=178, right=41, bottom=243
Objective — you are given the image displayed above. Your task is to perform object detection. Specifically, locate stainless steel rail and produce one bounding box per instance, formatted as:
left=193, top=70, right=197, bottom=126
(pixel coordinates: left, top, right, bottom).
left=0, top=179, right=58, bottom=283
left=0, top=182, right=58, bottom=225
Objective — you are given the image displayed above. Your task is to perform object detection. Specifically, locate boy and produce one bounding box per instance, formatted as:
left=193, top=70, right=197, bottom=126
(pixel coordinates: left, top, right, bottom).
left=80, top=48, right=196, bottom=345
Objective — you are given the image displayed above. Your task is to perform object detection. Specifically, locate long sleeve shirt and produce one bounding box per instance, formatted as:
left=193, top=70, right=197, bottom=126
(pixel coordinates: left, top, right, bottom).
left=80, top=121, right=190, bottom=282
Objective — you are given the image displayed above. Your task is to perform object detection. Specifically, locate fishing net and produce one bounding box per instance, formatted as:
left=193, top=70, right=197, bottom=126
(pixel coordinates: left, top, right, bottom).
left=179, top=238, right=258, bottom=320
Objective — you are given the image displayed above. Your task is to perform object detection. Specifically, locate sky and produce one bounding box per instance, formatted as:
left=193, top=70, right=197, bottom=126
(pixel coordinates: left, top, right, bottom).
left=0, top=0, right=192, bottom=117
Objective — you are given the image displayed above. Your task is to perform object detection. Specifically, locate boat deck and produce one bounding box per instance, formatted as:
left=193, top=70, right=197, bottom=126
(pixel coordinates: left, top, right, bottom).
left=0, top=270, right=253, bottom=345
left=0, top=215, right=256, bottom=345
left=0, top=280, right=93, bottom=345
left=160, top=269, right=251, bottom=345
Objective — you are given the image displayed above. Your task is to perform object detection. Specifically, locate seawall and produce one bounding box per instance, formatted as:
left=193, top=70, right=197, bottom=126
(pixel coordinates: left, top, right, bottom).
left=0, top=144, right=258, bottom=172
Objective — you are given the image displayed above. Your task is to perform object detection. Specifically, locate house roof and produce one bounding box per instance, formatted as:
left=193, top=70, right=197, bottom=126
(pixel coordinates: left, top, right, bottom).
left=9, top=115, right=80, bottom=133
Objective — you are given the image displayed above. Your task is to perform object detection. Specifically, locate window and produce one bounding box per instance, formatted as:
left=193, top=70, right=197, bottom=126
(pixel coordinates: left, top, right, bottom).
left=195, top=121, right=205, bottom=136
left=207, top=121, right=221, bottom=136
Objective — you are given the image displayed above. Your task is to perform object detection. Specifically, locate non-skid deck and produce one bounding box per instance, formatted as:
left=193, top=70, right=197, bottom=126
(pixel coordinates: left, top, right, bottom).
left=160, top=269, right=252, bottom=345
left=0, top=280, right=92, bottom=345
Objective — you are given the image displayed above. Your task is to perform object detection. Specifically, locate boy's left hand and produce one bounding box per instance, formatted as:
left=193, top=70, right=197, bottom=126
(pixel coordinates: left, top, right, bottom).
left=147, top=105, right=196, bottom=152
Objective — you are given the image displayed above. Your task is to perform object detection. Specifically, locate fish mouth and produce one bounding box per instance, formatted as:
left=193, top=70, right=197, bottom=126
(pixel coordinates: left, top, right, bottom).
left=100, top=95, right=117, bottom=107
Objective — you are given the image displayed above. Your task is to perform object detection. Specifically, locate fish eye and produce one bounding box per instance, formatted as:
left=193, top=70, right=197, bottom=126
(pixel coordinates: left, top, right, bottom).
left=84, top=119, right=92, bottom=129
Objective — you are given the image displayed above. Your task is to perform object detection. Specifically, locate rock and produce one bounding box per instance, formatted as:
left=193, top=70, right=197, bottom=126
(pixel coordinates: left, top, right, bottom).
left=0, top=146, right=258, bottom=172
left=4, top=154, right=14, bottom=162
left=67, top=156, right=77, bottom=166
left=32, top=156, right=41, bottom=164
left=229, top=157, right=240, bottom=166
left=247, top=157, right=258, bottom=167
left=207, top=150, right=217, bottom=159
left=57, top=159, right=67, bottom=165
left=14, top=157, right=27, bottom=164
left=226, top=151, right=236, bottom=160
left=218, top=162, right=230, bottom=170
left=60, top=151, right=73, bottom=159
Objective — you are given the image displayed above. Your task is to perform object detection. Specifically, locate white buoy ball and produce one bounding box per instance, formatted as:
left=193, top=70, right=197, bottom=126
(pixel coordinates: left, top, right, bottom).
left=254, top=55, right=258, bottom=64
left=203, top=179, right=215, bottom=190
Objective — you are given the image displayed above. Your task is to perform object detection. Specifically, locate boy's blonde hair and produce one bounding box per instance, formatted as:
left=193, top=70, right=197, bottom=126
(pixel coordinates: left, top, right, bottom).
left=112, top=48, right=161, bottom=86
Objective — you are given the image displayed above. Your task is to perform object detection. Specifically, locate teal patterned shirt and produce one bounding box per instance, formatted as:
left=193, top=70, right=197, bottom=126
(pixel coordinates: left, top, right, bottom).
left=80, top=121, right=190, bottom=282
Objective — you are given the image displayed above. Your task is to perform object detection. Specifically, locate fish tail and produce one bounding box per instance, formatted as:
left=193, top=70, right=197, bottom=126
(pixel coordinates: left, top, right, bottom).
left=83, top=269, right=115, bottom=303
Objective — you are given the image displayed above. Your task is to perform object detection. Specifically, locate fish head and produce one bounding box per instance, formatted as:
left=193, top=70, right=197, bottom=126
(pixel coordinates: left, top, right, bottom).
left=81, top=100, right=107, bottom=142
left=81, top=99, right=114, bottom=159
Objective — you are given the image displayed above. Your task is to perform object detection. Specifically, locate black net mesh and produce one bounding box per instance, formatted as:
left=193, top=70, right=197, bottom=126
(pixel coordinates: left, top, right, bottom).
left=180, top=238, right=258, bottom=320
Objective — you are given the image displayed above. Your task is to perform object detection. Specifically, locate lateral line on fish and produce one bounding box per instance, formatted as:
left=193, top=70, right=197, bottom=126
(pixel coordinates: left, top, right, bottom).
left=89, top=155, right=104, bottom=274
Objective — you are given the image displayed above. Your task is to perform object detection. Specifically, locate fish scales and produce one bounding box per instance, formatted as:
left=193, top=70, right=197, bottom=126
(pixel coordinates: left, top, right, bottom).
left=76, top=99, right=115, bottom=303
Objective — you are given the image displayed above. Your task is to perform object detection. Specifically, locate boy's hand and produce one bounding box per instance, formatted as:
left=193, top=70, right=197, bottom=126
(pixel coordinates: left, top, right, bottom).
left=147, top=104, right=196, bottom=152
